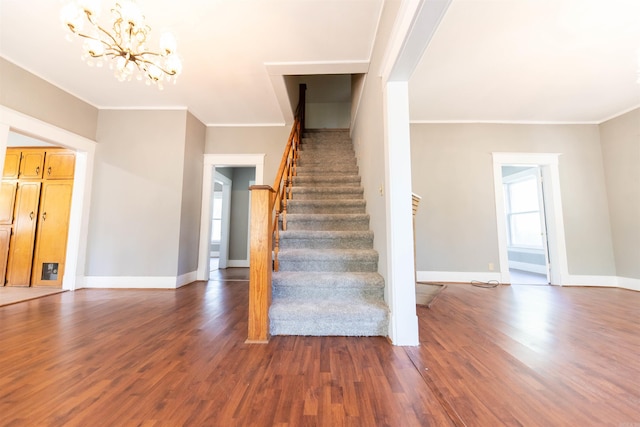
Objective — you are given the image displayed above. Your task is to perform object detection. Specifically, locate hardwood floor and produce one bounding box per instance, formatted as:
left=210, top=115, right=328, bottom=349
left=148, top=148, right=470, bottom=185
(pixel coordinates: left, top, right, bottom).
left=0, top=270, right=638, bottom=426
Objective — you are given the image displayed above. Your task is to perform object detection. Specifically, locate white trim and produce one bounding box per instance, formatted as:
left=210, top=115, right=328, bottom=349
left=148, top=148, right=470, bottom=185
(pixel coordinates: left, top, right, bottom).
left=563, top=275, right=619, bottom=288
left=383, top=81, right=418, bottom=346
left=617, top=276, right=640, bottom=292
left=197, top=154, right=264, bottom=281
left=83, top=276, right=178, bottom=289
left=492, top=153, right=569, bottom=286
left=381, top=0, right=452, bottom=82
left=410, top=119, right=601, bottom=125
left=417, top=271, right=502, bottom=283
left=214, top=172, right=233, bottom=269
left=227, top=260, right=250, bottom=268
left=208, top=123, right=285, bottom=128
left=508, top=261, right=548, bottom=275
left=597, top=104, right=640, bottom=124
left=176, top=271, right=197, bottom=288
left=0, top=106, right=96, bottom=292
left=265, top=61, right=371, bottom=125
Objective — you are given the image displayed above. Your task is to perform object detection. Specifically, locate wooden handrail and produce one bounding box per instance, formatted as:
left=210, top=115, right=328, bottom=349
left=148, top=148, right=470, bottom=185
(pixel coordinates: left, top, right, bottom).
left=270, top=84, right=306, bottom=271
left=247, top=84, right=306, bottom=343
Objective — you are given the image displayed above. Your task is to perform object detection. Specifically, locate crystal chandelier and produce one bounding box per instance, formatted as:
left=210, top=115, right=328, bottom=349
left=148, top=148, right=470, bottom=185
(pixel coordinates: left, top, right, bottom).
left=60, top=0, right=182, bottom=88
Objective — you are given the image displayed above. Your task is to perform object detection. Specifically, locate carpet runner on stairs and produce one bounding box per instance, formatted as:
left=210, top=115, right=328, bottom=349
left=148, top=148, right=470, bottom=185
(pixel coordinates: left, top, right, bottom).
left=269, top=129, right=389, bottom=336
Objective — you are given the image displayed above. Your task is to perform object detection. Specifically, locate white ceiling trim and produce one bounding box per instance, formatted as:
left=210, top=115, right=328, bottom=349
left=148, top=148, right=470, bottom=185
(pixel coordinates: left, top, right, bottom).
left=410, top=119, right=601, bottom=125
left=208, top=123, right=286, bottom=128
left=380, top=0, right=452, bottom=82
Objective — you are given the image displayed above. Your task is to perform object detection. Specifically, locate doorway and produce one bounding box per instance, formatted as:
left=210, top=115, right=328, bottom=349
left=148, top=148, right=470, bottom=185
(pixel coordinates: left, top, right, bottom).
left=501, top=165, right=549, bottom=285
left=492, top=153, right=569, bottom=286
left=197, top=154, right=264, bottom=281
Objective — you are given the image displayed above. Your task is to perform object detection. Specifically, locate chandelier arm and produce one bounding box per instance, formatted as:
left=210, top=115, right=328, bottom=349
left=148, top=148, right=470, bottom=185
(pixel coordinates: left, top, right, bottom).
left=135, top=57, right=177, bottom=76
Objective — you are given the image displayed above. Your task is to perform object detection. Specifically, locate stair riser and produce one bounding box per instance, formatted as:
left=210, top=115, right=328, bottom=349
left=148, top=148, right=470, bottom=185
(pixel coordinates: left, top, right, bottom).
left=273, top=287, right=384, bottom=300
left=291, top=191, right=363, bottom=200
left=279, top=236, right=373, bottom=250
left=286, top=219, right=370, bottom=231
left=292, top=178, right=361, bottom=187
left=296, top=166, right=359, bottom=174
left=270, top=320, right=388, bottom=336
left=287, top=207, right=366, bottom=215
left=277, top=260, right=378, bottom=272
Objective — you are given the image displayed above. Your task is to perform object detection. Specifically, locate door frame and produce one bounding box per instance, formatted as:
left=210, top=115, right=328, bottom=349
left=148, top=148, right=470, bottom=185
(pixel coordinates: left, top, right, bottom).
left=196, top=154, right=264, bottom=281
left=213, top=171, right=232, bottom=269
left=0, top=106, right=96, bottom=291
left=492, top=153, right=569, bottom=285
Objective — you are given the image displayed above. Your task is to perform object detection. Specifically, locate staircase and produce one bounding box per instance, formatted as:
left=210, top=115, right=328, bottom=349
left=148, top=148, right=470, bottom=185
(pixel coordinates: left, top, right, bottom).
left=269, top=129, right=389, bottom=336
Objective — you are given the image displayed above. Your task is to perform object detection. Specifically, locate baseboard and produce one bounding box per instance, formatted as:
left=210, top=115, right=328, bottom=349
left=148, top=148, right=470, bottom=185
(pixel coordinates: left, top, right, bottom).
left=176, top=271, right=198, bottom=288
left=227, top=260, right=250, bottom=268
left=617, top=276, right=640, bottom=292
left=416, top=271, right=639, bottom=291
left=560, top=275, right=639, bottom=292
left=83, top=276, right=179, bottom=289
left=416, top=271, right=502, bottom=283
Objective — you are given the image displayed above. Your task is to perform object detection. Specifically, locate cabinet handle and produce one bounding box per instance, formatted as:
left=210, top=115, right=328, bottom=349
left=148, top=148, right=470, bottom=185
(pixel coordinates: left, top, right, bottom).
left=29, top=211, right=34, bottom=220
left=48, top=167, right=52, bottom=176
left=35, top=166, right=40, bottom=175
left=42, top=212, right=47, bottom=221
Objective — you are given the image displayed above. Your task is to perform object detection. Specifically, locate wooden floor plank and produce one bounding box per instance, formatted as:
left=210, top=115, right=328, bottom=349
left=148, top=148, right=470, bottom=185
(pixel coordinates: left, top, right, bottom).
left=1, top=271, right=639, bottom=426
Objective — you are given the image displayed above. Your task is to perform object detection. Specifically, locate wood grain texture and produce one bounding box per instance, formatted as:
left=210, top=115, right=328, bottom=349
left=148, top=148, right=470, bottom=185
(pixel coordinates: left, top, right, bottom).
left=0, top=275, right=638, bottom=426
left=248, top=186, right=274, bottom=343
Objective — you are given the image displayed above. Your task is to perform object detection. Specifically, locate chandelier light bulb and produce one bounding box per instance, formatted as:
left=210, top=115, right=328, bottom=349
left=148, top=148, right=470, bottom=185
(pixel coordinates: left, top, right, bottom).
left=61, top=0, right=182, bottom=86
left=159, top=32, right=177, bottom=55
left=78, top=0, right=102, bottom=18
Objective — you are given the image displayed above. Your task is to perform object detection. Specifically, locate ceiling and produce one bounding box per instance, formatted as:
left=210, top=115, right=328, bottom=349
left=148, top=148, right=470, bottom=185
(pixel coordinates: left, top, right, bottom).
left=410, top=0, right=640, bottom=124
left=1, top=0, right=640, bottom=126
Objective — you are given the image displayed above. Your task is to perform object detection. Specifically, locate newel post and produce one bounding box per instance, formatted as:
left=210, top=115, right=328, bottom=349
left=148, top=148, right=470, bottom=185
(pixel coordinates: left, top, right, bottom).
left=246, top=185, right=275, bottom=343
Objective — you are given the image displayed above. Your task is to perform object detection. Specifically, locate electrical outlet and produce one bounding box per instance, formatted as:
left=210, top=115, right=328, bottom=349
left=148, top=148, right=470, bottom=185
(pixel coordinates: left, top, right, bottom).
left=488, top=262, right=494, bottom=271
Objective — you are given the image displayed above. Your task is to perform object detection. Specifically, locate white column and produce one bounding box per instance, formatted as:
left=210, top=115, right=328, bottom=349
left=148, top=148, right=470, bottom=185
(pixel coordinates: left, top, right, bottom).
left=384, top=81, right=419, bottom=346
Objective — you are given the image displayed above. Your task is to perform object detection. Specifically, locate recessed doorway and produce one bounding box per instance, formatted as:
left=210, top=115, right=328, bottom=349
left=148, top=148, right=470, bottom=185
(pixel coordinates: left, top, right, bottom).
left=492, top=153, right=569, bottom=286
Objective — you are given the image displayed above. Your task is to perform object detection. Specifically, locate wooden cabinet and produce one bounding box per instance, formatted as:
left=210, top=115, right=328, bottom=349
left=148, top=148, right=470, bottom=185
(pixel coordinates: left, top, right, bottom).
left=31, top=181, right=73, bottom=287
left=6, top=182, right=41, bottom=286
left=44, top=151, right=75, bottom=180
left=3, top=149, right=46, bottom=180
left=1, top=147, right=75, bottom=287
left=0, top=182, right=17, bottom=224
left=0, top=225, right=11, bottom=285
left=3, top=151, right=21, bottom=179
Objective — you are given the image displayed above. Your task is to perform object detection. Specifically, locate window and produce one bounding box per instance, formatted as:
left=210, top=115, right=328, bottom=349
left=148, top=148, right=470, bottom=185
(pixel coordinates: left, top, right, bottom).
left=211, top=191, right=222, bottom=243
left=503, top=172, right=543, bottom=248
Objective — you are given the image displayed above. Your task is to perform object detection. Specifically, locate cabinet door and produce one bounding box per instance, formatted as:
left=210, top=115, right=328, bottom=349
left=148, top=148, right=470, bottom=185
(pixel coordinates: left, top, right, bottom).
left=6, top=182, right=41, bottom=286
left=3, top=150, right=21, bottom=179
left=44, top=151, right=75, bottom=180
left=0, top=225, right=11, bottom=286
left=19, top=150, right=45, bottom=179
left=31, top=181, right=73, bottom=287
left=0, top=182, right=17, bottom=225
